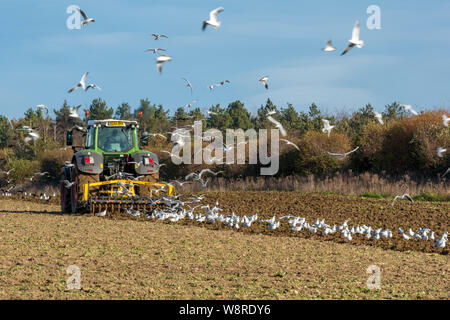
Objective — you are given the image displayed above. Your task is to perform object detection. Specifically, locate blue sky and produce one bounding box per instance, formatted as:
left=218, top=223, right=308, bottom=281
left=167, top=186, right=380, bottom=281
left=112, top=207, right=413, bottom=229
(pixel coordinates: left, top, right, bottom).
left=1, top=0, right=450, bottom=119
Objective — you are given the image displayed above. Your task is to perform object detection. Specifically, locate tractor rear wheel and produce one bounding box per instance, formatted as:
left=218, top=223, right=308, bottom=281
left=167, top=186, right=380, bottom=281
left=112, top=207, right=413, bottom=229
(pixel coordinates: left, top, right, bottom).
left=138, top=173, right=159, bottom=197
left=71, top=168, right=100, bottom=214
left=60, top=175, right=71, bottom=213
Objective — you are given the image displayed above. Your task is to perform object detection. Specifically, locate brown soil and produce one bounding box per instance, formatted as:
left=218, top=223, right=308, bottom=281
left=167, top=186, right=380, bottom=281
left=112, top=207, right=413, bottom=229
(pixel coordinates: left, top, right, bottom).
left=0, top=198, right=448, bottom=299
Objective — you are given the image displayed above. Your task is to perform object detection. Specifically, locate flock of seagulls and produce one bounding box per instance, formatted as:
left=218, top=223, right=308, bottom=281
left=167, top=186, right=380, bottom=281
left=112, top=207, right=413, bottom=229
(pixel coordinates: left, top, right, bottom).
left=85, top=193, right=449, bottom=249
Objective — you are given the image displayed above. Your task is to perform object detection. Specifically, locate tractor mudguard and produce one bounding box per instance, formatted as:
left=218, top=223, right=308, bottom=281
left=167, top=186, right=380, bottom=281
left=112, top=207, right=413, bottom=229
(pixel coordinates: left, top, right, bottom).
left=74, top=151, right=103, bottom=174
left=132, top=152, right=160, bottom=175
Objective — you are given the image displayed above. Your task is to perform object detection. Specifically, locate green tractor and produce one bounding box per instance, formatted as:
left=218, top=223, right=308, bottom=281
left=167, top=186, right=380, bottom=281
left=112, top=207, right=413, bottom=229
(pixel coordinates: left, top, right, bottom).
left=61, top=119, right=171, bottom=214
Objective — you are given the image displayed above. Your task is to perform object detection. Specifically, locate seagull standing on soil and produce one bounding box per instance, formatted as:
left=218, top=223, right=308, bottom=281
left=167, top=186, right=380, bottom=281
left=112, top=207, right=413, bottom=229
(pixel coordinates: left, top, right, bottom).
left=259, top=76, right=269, bottom=89
left=156, top=55, right=172, bottom=74
left=68, top=72, right=89, bottom=93
left=341, top=21, right=364, bottom=56
left=267, top=116, right=287, bottom=136
left=202, top=7, right=224, bottom=30
left=322, top=40, right=336, bottom=52
left=96, top=210, right=107, bottom=217
left=322, top=119, right=335, bottom=137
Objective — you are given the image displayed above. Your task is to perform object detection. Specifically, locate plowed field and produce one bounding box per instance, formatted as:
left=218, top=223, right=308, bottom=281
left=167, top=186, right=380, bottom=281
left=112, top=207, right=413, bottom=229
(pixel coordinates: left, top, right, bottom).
left=0, top=192, right=448, bottom=299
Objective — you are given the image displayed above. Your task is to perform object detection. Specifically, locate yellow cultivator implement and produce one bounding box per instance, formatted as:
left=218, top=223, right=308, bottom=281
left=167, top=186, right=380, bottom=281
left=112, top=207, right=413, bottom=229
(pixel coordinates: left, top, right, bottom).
left=81, top=180, right=174, bottom=214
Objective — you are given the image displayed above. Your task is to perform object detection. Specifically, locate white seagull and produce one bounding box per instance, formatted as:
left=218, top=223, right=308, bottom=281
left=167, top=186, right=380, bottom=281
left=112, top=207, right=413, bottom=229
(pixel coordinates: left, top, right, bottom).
left=401, top=104, right=418, bottom=116
left=77, top=8, right=95, bottom=26
left=267, top=115, right=287, bottom=136
left=341, top=21, right=364, bottom=56
left=68, top=72, right=89, bottom=93
left=145, top=48, right=166, bottom=54
left=259, top=76, right=269, bottom=89
left=96, top=210, right=107, bottom=217
left=322, top=119, right=335, bottom=137
left=327, top=146, right=360, bottom=158
left=280, top=139, right=300, bottom=151
left=374, top=111, right=384, bottom=125
left=69, top=106, right=81, bottom=118
left=442, top=167, right=450, bottom=178
left=24, top=130, right=40, bottom=143
left=437, top=147, right=447, bottom=158
left=202, top=7, right=224, bottom=31
left=151, top=33, right=168, bottom=40
left=443, top=114, right=449, bottom=127
left=391, top=194, right=414, bottom=206
left=322, top=40, right=336, bottom=52
left=36, top=105, right=49, bottom=114
left=85, top=84, right=101, bottom=91
left=156, top=54, right=172, bottom=74
left=182, top=78, right=194, bottom=94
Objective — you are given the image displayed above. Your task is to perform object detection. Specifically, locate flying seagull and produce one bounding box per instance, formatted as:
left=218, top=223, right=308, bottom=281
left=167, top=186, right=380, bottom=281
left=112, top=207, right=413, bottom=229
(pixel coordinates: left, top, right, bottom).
left=374, top=111, right=384, bottom=125
left=185, top=169, right=223, bottom=181
left=156, top=54, right=172, bottom=74
left=68, top=72, right=89, bottom=93
left=441, top=167, right=450, bottom=178
left=322, top=119, right=335, bottom=137
left=24, top=130, right=40, bottom=143
left=322, top=40, right=336, bottom=52
left=267, top=115, right=287, bottom=136
left=280, top=139, right=300, bottom=151
left=403, top=104, right=419, bottom=115
left=437, top=147, right=447, bottom=158
left=327, top=146, right=360, bottom=158
left=77, top=8, right=95, bottom=26
left=401, top=104, right=418, bottom=116
left=151, top=33, right=168, bottom=40
left=85, top=84, right=101, bottom=91
left=145, top=48, right=166, bottom=54
left=202, top=7, right=224, bottom=31
left=36, top=105, right=49, bottom=114
left=259, top=76, right=269, bottom=89
left=392, top=194, right=414, bottom=206
left=69, top=105, right=81, bottom=118
left=217, top=80, right=230, bottom=86
left=341, top=21, right=364, bottom=56
left=182, top=78, right=194, bottom=94
left=443, top=114, right=449, bottom=127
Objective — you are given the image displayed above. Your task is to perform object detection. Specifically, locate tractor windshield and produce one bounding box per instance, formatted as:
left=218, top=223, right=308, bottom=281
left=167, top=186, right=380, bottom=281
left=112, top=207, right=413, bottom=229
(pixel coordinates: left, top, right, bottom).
left=98, top=126, right=134, bottom=153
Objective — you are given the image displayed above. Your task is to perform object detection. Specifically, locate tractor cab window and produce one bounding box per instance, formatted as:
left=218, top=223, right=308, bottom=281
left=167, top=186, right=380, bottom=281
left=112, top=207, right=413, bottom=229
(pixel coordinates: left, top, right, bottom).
left=98, top=126, right=134, bottom=153
left=85, top=127, right=95, bottom=149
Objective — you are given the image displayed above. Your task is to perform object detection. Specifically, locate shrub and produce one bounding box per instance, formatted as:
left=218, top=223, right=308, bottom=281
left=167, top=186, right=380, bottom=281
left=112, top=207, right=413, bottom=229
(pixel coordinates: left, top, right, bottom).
left=38, top=148, right=73, bottom=182
left=294, top=130, right=352, bottom=175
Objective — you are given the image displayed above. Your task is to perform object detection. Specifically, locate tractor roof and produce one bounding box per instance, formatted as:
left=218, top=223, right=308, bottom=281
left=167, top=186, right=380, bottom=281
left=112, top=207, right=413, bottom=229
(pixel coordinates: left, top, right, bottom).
left=87, top=119, right=138, bottom=127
